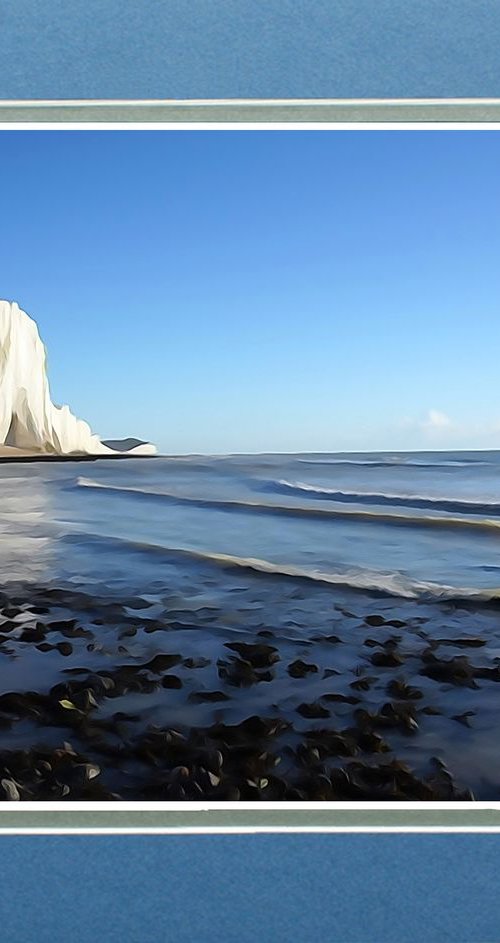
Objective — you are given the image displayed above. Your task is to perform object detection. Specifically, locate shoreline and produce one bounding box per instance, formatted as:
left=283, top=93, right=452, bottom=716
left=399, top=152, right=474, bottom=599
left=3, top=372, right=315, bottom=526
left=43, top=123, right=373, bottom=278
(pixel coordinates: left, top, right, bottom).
left=0, top=451, right=158, bottom=464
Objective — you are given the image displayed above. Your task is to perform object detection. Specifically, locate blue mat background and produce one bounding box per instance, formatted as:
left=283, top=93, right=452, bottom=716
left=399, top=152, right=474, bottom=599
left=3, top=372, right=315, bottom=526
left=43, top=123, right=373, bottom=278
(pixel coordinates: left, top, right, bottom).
left=1, top=834, right=498, bottom=942
left=1, top=1, right=500, bottom=101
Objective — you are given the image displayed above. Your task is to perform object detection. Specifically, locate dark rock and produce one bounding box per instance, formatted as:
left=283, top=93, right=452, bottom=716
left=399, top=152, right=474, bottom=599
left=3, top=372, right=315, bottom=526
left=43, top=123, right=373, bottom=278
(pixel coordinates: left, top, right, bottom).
left=141, top=653, right=183, bottom=673
left=305, top=729, right=358, bottom=757
left=296, top=702, right=330, bottom=719
left=189, top=690, right=230, bottom=703
left=311, top=634, right=343, bottom=644
left=356, top=730, right=390, bottom=754
left=161, top=675, right=183, bottom=689
left=350, top=676, right=377, bottom=691
left=124, top=598, right=154, bottom=610
left=218, top=657, right=274, bottom=687
left=473, top=665, right=500, bottom=682
left=92, top=675, right=116, bottom=695
left=420, top=653, right=478, bottom=687
left=452, top=711, right=475, bottom=727
left=47, top=619, right=78, bottom=633
left=321, top=692, right=361, bottom=705
left=224, top=641, right=279, bottom=669
left=183, top=657, right=211, bottom=669
left=235, top=715, right=288, bottom=740
left=387, top=679, right=423, bottom=700
left=56, top=642, right=73, bottom=656
left=288, top=659, right=318, bottom=679
left=118, top=627, right=138, bottom=639
left=436, top=637, right=486, bottom=649
left=71, top=689, right=99, bottom=712
left=371, top=650, right=405, bottom=668
left=357, top=702, right=419, bottom=734
left=20, top=625, right=47, bottom=643
left=0, top=692, right=45, bottom=718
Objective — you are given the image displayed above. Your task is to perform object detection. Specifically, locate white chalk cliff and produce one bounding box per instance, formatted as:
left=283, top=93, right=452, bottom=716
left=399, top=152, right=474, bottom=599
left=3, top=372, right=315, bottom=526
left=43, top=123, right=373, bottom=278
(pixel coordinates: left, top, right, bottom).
left=0, top=300, right=156, bottom=456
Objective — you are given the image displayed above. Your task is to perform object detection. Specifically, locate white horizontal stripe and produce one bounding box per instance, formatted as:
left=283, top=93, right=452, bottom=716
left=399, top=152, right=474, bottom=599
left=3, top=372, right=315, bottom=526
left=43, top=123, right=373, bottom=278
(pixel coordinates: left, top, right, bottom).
left=0, top=826, right=499, bottom=834
left=0, top=800, right=499, bottom=810
left=1, top=98, right=500, bottom=107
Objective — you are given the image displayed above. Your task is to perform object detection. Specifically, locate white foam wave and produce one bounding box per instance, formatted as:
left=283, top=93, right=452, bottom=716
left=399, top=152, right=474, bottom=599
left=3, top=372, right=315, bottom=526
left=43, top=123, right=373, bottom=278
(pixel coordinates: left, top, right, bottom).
left=75, top=477, right=500, bottom=533
left=72, top=532, right=500, bottom=603
left=275, top=479, right=500, bottom=514
left=297, top=458, right=490, bottom=468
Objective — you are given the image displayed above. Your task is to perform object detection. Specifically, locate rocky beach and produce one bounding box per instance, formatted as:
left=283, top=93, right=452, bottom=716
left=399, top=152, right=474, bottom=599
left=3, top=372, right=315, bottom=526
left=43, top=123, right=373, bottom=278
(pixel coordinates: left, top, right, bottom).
left=0, top=560, right=498, bottom=800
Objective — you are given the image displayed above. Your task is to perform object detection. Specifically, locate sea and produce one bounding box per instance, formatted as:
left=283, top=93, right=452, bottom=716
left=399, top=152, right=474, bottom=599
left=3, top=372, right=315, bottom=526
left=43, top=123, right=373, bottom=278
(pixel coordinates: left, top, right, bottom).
left=1, top=449, right=500, bottom=603
left=2, top=449, right=500, bottom=797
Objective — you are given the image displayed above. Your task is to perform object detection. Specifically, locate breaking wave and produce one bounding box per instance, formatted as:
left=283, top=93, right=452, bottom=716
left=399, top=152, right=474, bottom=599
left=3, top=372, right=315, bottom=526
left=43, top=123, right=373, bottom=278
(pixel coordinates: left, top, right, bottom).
left=75, top=478, right=500, bottom=533
left=271, top=479, right=500, bottom=516
left=63, top=531, right=500, bottom=604
left=296, top=459, right=490, bottom=468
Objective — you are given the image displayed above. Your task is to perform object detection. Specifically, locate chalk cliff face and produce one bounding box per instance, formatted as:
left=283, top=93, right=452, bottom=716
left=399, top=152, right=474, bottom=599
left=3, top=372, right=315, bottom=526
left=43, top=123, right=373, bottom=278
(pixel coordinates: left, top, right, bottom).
left=0, top=300, right=156, bottom=456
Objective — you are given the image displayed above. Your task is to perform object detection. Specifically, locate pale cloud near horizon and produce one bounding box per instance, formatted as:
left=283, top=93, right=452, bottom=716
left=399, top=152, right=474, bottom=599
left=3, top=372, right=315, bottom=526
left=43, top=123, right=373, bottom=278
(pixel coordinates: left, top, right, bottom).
left=396, top=410, right=500, bottom=448
left=422, top=409, right=454, bottom=431
left=398, top=409, right=454, bottom=435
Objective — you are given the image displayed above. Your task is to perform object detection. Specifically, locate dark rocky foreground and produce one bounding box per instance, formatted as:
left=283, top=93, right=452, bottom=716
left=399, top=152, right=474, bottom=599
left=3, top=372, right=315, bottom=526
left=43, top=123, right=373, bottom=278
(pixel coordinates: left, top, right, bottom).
left=0, top=578, right=499, bottom=800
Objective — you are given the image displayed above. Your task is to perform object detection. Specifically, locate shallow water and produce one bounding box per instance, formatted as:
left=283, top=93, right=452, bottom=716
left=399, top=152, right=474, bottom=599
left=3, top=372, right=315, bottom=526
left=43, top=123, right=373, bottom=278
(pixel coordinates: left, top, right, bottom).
left=2, top=450, right=500, bottom=600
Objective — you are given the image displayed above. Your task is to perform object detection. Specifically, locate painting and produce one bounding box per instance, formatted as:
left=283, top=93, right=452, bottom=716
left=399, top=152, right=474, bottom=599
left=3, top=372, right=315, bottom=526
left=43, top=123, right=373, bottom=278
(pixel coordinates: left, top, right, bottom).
left=0, top=127, right=499, bottom=804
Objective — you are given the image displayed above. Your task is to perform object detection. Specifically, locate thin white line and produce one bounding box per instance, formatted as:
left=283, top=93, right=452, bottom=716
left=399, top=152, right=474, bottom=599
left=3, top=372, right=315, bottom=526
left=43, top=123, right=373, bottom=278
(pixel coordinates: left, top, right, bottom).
left=0, top=803, right=499, bottom=810
left=1, top=98, right=500, bottom=108
left=0, top=826, right=499, bottom=834
left=2, top=122, right=500, bottom=133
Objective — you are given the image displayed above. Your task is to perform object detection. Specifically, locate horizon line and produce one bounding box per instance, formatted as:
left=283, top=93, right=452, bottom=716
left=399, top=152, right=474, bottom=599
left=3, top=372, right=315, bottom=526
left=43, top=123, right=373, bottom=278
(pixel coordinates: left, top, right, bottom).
left=153, top=446, right=500, bottom=456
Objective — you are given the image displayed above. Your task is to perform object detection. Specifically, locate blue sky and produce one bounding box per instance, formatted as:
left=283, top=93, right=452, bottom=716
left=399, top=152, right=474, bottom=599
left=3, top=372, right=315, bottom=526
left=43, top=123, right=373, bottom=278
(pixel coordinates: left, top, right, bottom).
left=1, top=130, right=499, bottom=454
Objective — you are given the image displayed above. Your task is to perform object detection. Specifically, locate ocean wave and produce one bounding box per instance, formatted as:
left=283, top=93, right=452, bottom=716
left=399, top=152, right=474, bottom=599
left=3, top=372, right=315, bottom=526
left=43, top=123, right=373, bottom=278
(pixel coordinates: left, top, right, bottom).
left=272, top=480, right=500, bottom=516
left=63, top=531, right=500, bottom=603
left=75, top=477, right=500, bottom=533
left=296, top=458, right=491, bottom=468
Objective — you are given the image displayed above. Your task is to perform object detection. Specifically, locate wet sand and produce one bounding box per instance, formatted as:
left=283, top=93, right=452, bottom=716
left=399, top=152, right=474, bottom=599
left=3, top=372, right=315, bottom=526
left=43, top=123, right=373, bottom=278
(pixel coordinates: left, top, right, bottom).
left=0, top=567, right=499, bottom=800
